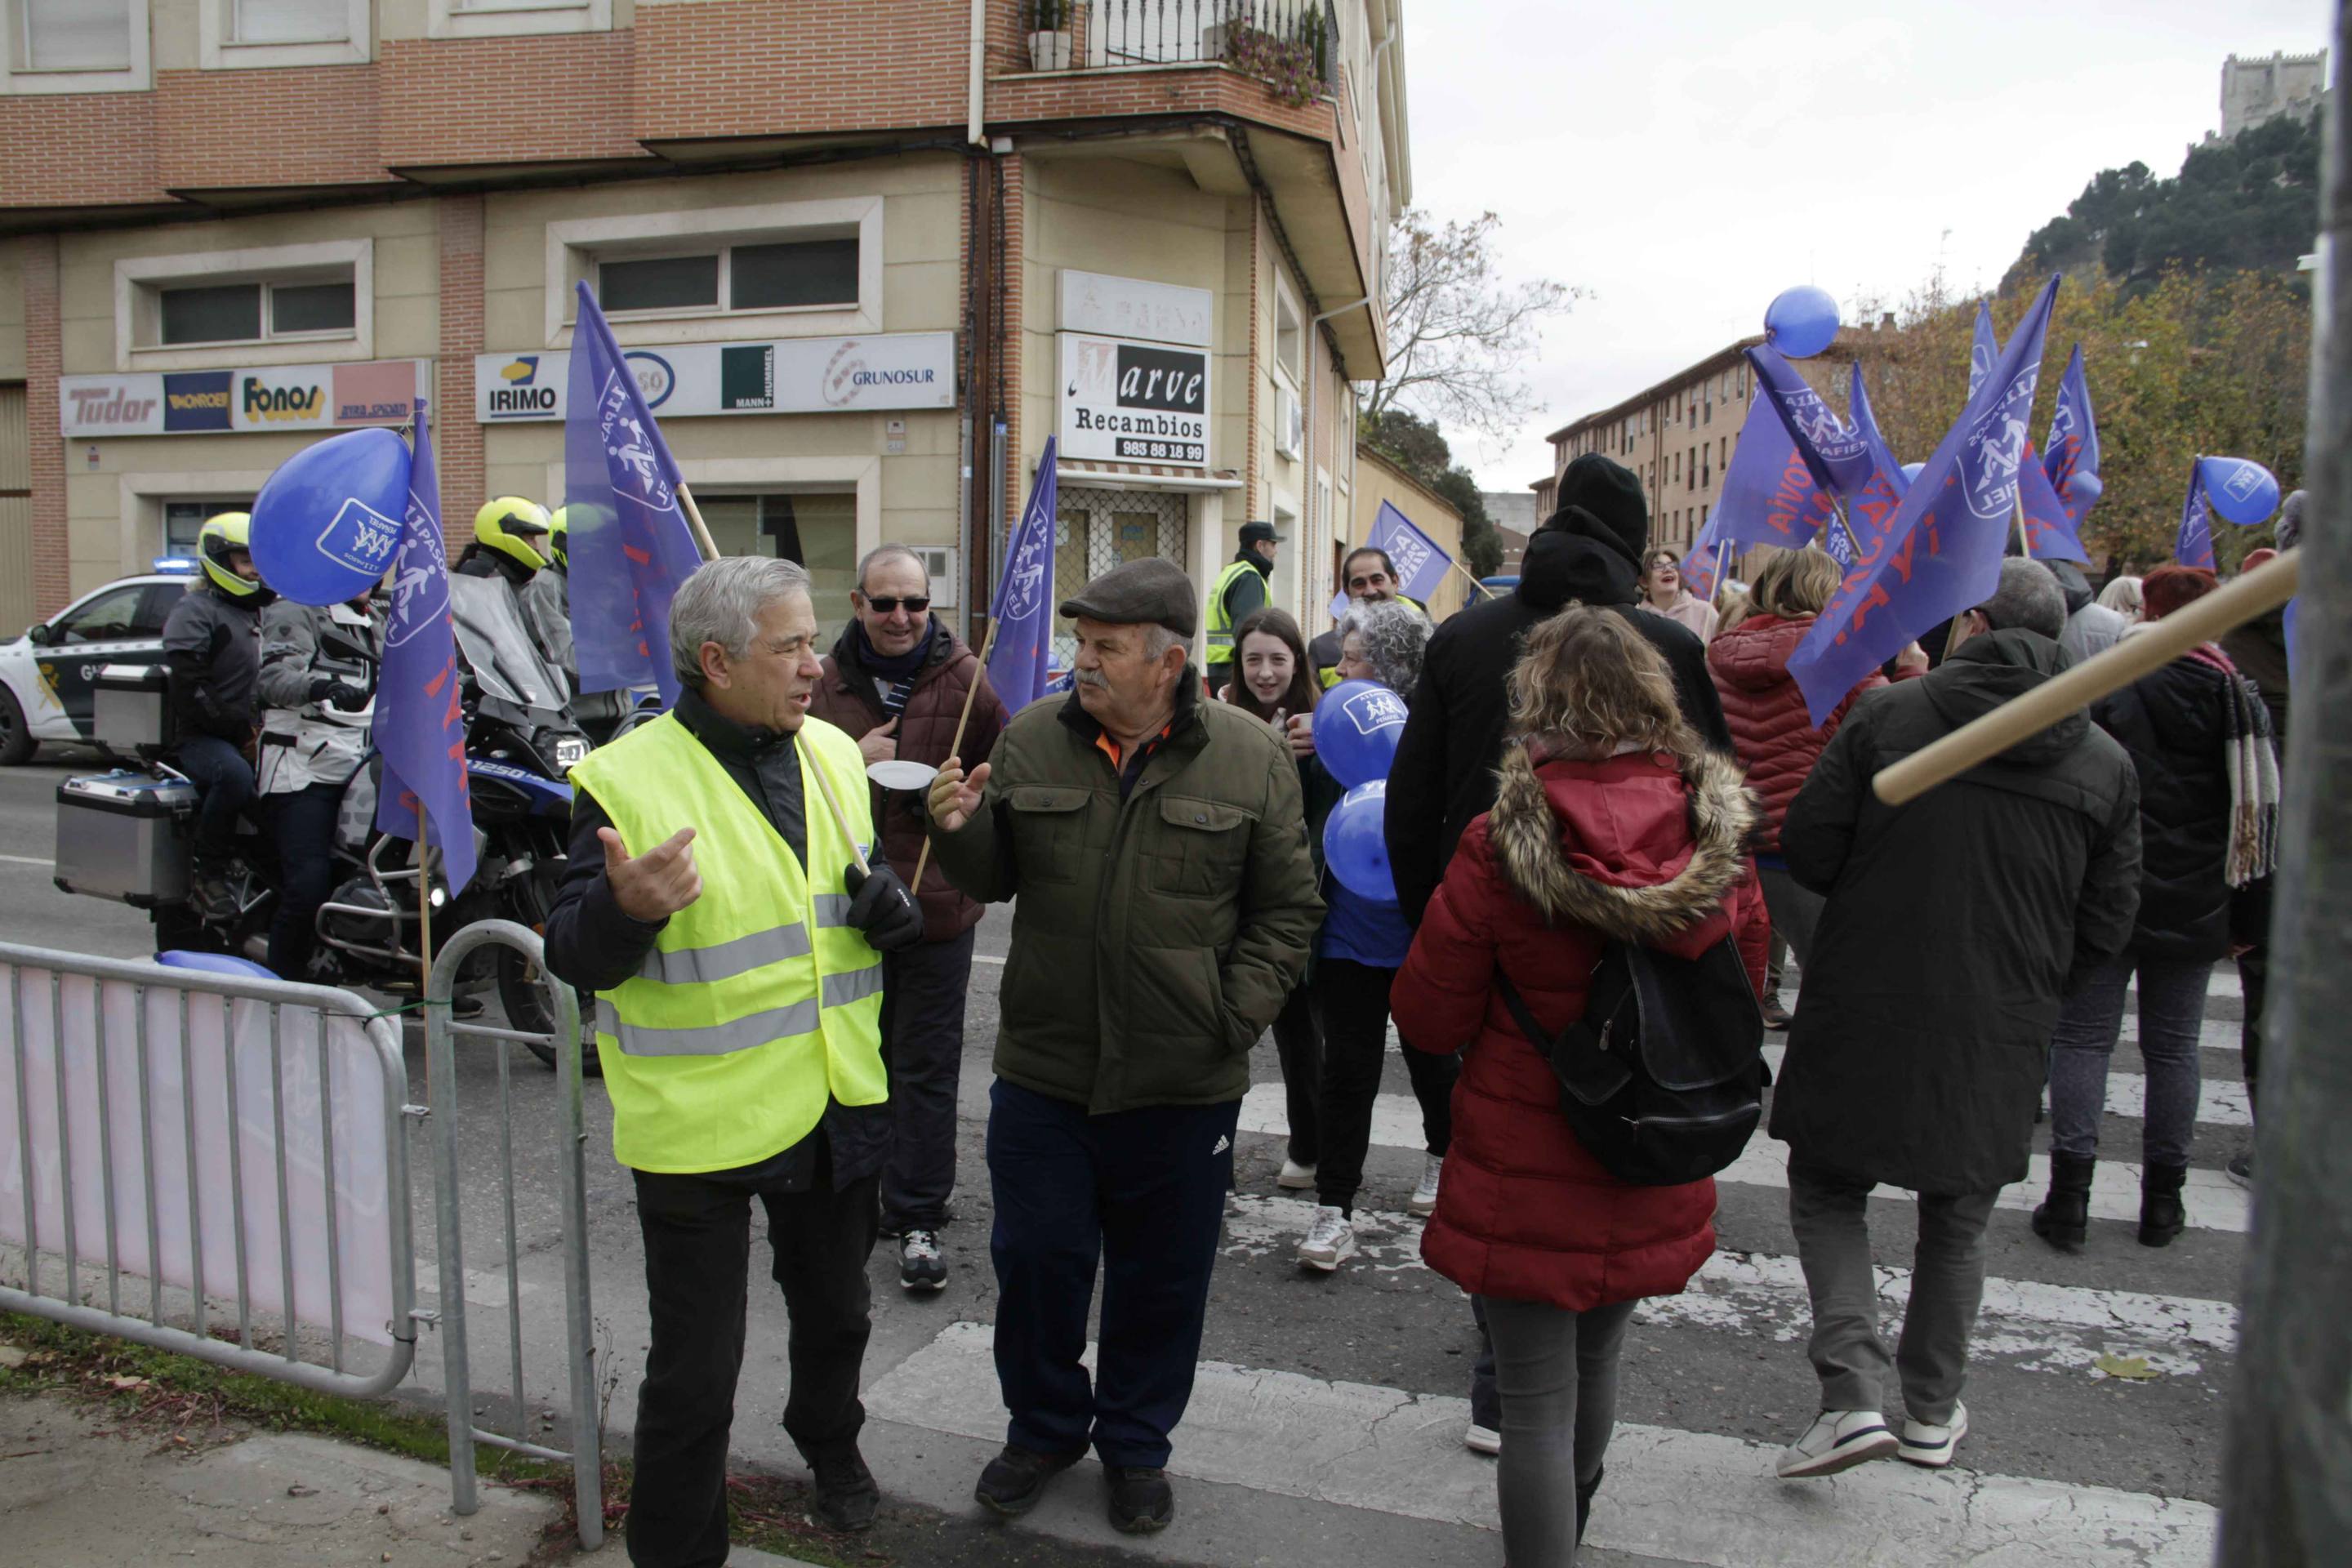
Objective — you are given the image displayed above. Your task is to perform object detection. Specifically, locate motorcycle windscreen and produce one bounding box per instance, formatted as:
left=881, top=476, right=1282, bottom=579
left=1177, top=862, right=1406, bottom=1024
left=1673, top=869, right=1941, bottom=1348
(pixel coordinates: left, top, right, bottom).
left=448, top=575, right=572, bottom=716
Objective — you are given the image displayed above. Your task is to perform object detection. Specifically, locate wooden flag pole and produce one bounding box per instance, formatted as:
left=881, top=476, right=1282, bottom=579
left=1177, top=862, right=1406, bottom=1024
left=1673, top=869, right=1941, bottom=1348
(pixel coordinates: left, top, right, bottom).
left=1829, top=495, right=1865, bottom=563
left=1873, top=549, right=2301, bottom=806
left=908, top=614, right=1004, bottom=894
left=1446, top=556, right=1496, bottom=600
left=675, top=483, right=722, bottom=565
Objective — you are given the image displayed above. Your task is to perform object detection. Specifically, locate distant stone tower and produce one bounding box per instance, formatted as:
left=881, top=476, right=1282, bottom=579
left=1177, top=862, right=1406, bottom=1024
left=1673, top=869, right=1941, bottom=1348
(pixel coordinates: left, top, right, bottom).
left=2221, top=51, right=2330, bottom=140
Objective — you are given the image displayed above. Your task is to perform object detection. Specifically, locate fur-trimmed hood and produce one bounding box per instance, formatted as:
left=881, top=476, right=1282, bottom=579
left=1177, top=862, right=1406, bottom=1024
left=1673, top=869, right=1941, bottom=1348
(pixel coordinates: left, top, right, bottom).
left=1487, top=745, right=1757, bottom=947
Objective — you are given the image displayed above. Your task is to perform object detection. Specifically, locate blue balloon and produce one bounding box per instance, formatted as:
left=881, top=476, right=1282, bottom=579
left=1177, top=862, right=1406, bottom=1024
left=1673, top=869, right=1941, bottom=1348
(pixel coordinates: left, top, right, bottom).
left=1312, top=679, right=1410, bottom=790
left=1900, top=461, right=1926, bottom=484
left=2063, top=469, right=2104, bottom=512
left=1764, top=286, right=1841, bottom=359
left=2196, top=457, right=2281, bottom=527
left=156, top=950, right=279, bottom=980
left=1322, top=781, right=1396, bottom=902
left=250, top=426, right=413, bottom=606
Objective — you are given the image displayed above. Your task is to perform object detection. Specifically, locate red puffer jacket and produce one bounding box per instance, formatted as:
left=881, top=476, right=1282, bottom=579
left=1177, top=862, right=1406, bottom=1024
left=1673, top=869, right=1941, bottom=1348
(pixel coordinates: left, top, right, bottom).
left=1394, top=746, right=1768, bottom=1312
left=1707, top=612, right=1888, bottom=849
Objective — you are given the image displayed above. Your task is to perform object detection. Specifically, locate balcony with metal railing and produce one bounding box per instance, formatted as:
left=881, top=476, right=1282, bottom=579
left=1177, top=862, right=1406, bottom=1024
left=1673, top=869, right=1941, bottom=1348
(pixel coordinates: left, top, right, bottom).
left=1014, top=1, right=1339, bottom=96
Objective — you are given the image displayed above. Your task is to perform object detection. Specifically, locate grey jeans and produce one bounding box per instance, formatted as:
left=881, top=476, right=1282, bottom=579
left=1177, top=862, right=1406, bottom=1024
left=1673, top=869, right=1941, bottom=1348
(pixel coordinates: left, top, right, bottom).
left=2050, top=951, right=2211, bottom=1168
left=1479, top=1294, right=1639, bottom=1568
left=1787, top=1161, right=1998, bottom=1423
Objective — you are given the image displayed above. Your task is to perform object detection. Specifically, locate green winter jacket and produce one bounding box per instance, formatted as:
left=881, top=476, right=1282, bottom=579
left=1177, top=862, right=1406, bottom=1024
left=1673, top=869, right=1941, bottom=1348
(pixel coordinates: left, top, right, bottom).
left=926, top=675, right=1322, bottom=1113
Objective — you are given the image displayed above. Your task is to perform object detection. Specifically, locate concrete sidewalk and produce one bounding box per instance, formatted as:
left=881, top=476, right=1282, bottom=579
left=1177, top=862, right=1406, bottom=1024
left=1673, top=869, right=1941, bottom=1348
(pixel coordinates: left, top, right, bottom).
left=0, top=1388, right=825, bottom=1568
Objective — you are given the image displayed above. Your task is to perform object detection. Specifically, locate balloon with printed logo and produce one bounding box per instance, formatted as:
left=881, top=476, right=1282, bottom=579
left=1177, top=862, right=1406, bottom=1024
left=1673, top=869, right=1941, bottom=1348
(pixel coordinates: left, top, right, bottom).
left=1323, top=781, right=1396, bottom=902
left=1312, top=678, right=1410, bottom=789
left=1763, top=286, right=1841, bottom=359
left=248, top=427, right=413, bottom=606
left=2195, top=457, right=2281, bottom=527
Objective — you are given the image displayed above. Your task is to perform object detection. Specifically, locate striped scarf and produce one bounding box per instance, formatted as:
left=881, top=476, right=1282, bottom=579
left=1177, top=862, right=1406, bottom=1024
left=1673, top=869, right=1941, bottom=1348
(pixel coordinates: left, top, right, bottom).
left=2184, top=644, right=2279, bottom=887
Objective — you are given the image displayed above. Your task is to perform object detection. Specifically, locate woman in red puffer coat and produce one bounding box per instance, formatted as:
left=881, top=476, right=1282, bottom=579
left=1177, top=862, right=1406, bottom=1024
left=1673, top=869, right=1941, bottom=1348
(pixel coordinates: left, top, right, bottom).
left=1707, top=546, right=1922, bottom=1017
left=1395, top=607, right=1767, bottom=1568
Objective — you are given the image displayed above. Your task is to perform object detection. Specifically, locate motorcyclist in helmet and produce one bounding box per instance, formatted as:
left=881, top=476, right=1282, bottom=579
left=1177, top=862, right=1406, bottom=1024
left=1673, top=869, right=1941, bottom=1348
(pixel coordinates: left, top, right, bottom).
left=161, top=512, right=272, bottom=924
left=457, top=497, right=552, bottom=588
left=255, top=580, right=382, bottom=980
left=519, top=506, right=623, bottom=739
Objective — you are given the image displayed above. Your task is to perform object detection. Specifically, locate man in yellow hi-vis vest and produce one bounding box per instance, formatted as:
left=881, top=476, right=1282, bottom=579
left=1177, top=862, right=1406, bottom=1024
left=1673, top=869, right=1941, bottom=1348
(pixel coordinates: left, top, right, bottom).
left=546, top=555, right=924, bottom=1557
left=1202, top=519, right=1281, bottom=697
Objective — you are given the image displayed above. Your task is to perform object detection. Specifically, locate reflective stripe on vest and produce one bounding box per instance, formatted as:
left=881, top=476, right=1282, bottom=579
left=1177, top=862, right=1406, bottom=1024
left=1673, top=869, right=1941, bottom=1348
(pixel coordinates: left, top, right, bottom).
left=567, top=711, right=887, bottom=1174
left=1203, top=559, right=1261, bottom=664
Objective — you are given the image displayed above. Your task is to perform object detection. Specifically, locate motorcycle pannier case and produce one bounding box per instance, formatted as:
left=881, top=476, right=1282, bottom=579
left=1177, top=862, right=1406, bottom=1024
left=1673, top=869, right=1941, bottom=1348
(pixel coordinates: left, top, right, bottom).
left=93, top=662, right=174, bottom=755
left=54, top=770, right=195, bottom=907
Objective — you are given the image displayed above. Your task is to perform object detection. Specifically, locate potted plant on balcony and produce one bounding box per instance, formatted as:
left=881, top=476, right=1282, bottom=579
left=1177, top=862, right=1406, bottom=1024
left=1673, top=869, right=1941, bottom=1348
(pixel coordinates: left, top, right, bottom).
left=1028, top=0, right=1072, bottom=71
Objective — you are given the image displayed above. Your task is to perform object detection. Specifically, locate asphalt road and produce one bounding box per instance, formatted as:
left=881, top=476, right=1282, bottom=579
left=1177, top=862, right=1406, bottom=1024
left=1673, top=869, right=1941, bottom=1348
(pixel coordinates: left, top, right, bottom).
left=8, top=749, right=2243, bottom=1568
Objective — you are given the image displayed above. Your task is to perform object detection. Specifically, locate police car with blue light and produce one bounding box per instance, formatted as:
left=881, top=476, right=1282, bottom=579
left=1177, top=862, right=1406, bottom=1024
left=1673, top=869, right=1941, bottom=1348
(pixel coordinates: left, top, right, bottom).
left=0, top=558, right=202, bottom=765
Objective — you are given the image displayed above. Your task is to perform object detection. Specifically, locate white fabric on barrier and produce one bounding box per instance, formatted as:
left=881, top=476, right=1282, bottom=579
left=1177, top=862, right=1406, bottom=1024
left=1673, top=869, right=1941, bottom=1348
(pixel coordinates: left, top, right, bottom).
left=0, top=967, right=395, bottom=1345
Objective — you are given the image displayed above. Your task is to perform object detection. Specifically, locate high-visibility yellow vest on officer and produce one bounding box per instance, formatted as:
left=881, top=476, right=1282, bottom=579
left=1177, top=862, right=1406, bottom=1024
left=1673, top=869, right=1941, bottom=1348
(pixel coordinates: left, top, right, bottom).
left=567, top=711, right=887, bottom=1174
left=1204, top=558, right=1263, bottom=670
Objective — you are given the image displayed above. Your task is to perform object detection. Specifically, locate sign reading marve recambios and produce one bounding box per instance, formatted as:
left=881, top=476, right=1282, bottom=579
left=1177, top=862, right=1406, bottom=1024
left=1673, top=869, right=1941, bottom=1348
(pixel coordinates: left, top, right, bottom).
left=1057, top=332, right=1211, bottom=468
left=58, top=359, right=426, bottom=438
left=473, top=332, right=956, bottom=422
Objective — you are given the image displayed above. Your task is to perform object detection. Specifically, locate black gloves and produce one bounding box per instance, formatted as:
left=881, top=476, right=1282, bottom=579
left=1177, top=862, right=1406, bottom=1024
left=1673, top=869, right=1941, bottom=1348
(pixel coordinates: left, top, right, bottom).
left=842, top=862, right=924, bottom=952
left=310, top=677, right=372, bottom=712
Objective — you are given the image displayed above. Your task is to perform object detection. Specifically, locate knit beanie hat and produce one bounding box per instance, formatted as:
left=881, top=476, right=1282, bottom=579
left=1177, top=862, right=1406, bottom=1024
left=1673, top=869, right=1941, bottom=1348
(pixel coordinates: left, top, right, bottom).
left=1542, top=454, right=1649, bottom=567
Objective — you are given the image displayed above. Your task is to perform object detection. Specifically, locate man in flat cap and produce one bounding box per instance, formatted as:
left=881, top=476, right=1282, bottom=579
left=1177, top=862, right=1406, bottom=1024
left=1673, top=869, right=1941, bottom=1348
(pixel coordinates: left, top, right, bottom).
left=925, top=557, right=1321, bottom=1536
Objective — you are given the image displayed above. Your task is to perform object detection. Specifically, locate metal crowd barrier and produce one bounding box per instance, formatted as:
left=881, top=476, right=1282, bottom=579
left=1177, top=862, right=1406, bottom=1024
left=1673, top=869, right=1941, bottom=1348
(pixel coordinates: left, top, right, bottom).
left=425, top=920, right=602, bottom=1548
left=0, top=945, right=417, bottom=1396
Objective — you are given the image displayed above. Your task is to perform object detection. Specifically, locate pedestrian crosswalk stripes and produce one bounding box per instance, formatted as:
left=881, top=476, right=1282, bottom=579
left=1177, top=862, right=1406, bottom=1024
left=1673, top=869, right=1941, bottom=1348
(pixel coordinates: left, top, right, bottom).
left=865, top=1320, right=2219, bottom=1566
left=1223, top=1195, right=2238, bottom=1377
left=1236, top=1084, right=2255, bottom=1232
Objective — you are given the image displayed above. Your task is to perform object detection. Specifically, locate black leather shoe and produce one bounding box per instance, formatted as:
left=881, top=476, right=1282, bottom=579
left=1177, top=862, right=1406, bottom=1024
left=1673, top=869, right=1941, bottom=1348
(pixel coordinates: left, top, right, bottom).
left=809, top=1448, right=880, bottom=1531
left=974, top=1443, right=1082, bottom=1517
left=1106, top=1466, right=1174, bottom=1534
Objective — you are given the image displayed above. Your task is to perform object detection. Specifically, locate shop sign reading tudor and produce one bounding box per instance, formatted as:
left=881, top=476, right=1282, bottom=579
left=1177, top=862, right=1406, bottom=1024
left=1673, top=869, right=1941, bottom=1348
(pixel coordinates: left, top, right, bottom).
left=59, top=360, right=427, bottom=437
left=1057, top=332, right=1210, bottom=468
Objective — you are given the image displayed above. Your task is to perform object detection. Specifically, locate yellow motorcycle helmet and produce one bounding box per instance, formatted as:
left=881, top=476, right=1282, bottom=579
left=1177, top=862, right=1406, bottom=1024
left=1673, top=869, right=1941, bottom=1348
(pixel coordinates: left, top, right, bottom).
left=473, top=497, right=553, bottom=572
left=196, top=511, right=267, bottom=599
left=544, top=506, right=570, bottom=569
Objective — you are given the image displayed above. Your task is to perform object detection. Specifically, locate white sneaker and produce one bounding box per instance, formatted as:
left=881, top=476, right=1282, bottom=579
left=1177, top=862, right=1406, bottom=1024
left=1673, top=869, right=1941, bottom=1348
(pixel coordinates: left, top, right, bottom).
left=1297, top=1205, right=1358, bottom=1272
left=1897, top=1401, right=1968, bottom=1468
left=1463, top=1423, right=1501, bottom=1456
left=1410, top=1153, right=1443, bottom=1216
left=1775, top=1410, right=1899, bottom=1478
left=1277, top=1157, right=1318, bottom=1191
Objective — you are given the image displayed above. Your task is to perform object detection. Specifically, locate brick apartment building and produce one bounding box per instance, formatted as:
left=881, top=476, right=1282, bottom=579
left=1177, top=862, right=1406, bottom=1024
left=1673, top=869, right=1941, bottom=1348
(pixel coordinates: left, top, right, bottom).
left=0, top=0, right=1412, bottom=666
left=1536, top=328, right=1882, bottom=578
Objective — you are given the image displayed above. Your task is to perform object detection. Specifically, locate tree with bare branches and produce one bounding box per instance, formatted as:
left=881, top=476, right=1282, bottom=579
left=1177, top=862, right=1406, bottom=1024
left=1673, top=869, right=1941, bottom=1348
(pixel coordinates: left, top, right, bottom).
left=1360, top=210, right=1579, bottom=441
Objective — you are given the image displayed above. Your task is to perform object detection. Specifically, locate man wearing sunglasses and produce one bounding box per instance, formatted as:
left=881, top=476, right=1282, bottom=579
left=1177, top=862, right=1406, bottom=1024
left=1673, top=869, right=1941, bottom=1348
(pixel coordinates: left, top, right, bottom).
left=810, top=544, right=1010, bottom=1294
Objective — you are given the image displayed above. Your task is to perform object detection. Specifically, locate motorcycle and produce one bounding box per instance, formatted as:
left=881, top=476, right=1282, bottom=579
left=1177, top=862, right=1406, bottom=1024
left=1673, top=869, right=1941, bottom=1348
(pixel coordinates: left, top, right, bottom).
left=55, top=577, right=595, bottom=1071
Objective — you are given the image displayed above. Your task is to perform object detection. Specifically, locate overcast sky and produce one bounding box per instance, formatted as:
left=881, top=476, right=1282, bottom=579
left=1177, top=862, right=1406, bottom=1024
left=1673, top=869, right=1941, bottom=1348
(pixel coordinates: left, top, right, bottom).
left=1396, top=1, right=2331, bottom=494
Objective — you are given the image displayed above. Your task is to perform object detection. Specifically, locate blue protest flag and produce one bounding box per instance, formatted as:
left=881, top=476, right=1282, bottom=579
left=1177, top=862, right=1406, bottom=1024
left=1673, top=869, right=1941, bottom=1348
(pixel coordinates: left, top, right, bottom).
left=1846, top=363, right=1908, bottom=498
left=2042, top=345, right=2099, bottom=506
left=2176, top=463, right=2216, bottom=569
left=986, top=435, right=1058, bottom=711
left=1788, top=275, right=2062, bottom=727
left=2015, top=446, right=2091, bottom=564
left=1715, top=371, right=1838, bottom=553
left=1747, top=345, right=1877, bottom=501
left=564, top=281, right=706, bottom=707
left=1837, top=366, right=1913, bottom=568
left=1682, top=509, right=1728, bottom=599
left=1363, top=501, right=1455, bottom=604
left=1968, top=300, right=1997, bottom=399
left=372, top=399, right=478, bottom=895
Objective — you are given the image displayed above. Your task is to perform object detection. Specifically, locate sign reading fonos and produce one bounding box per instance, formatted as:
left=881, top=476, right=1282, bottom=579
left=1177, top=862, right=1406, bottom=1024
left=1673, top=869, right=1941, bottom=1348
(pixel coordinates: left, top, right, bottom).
left=470, top=332, right=956, bottom=422
left=1057, top=332, right=1211, bottom=468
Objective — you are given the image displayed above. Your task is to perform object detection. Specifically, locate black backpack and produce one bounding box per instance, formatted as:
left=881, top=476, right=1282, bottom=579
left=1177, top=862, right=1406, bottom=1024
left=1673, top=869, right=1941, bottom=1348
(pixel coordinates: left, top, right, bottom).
left=1494, top=934, right=1766, bottom=1187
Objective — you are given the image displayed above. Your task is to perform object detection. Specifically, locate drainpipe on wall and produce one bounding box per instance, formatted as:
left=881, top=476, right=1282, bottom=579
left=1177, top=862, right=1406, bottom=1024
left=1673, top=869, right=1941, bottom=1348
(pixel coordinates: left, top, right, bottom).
left=969, top=0, right=987, bottom=146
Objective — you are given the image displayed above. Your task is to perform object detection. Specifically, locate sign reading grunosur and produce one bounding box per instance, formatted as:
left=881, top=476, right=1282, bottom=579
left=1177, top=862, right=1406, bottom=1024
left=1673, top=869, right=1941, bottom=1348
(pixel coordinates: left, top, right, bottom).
left=472, top=332, right=956, bottom=422
left=1057, top=332, right=1211, bottom=469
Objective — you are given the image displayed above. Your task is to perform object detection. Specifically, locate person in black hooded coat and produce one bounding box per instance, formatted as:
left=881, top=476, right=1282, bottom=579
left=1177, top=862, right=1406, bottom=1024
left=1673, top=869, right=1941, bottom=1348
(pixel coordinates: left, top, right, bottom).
left=1383, top=454, right=1731, bottom=924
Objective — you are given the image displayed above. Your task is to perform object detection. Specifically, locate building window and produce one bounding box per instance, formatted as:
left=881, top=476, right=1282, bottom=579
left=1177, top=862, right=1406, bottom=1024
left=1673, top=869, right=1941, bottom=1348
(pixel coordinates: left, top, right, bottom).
left=7, top=0, right=150, bottom=90
left=158, top=277, right=355, bottom=346
left=1274, top=283, right=1305, bottom=387
left=599, top=237, right=859, bottom=318
left=163, top=498, right=253, bottom=558
left=428, top=0, right=609, bottom=41
left=693, top=492, right=858, bottom=644
left=230, top=0, right=345, bottom=42
left=549, top=198, right=883, bottom=345
left=201, top=0, right=368, bottom=67
left=116, top=239, right=372, bottom=369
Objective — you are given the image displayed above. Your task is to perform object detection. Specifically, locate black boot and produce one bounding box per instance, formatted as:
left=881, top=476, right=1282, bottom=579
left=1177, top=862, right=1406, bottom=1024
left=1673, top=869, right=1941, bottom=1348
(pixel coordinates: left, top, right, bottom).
left=1575, top=1464, right=1603, bottom=1544
left=2031, top=1152, right=2095, bottom=1253
left=2139, top=1161, right=2189, bottom=1248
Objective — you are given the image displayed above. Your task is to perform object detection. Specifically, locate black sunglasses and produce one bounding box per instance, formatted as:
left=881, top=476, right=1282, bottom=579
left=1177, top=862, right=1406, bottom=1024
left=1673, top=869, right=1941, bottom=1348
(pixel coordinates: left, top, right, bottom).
left=863, top=595, right=931, bottom=613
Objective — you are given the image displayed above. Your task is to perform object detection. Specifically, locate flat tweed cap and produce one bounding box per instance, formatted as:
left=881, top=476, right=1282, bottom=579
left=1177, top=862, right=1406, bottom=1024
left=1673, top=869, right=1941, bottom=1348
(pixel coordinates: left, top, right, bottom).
left=1059, top=556, right=1199, bottom=639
